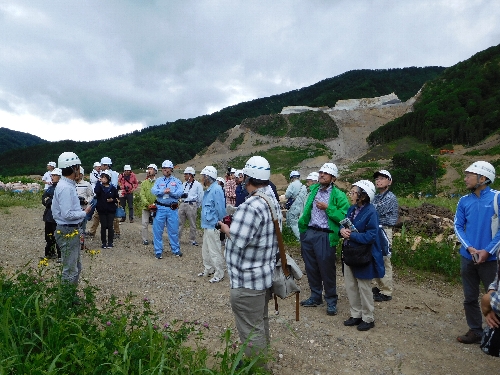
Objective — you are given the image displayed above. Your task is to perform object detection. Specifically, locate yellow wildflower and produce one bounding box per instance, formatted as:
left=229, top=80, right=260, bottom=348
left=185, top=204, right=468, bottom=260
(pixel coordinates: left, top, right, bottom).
left=38, top=258, right=49, bottom=268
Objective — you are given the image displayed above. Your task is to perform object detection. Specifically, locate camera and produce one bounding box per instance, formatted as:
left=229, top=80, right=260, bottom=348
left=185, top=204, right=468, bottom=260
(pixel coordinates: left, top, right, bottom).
left=78, top=196, right=87, bottom=205
left=181, top=193, right=188, bottom=199
left=215, top=215, right=232, bottom=230
left=125, top=186, right=130, bottom=192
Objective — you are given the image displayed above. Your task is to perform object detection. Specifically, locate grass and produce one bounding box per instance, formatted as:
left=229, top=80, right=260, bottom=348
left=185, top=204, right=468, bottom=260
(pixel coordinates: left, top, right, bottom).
left=0, top=190, right=42, bottom=210
left=227, top=145, right=331, bottom=174
left=0, top=262, right=270, bottom=374
left=398, top=196, right=460, bottom=213
left=359, top=136, right=433, bottom=162
left=230, top=133, right=245, bottom=151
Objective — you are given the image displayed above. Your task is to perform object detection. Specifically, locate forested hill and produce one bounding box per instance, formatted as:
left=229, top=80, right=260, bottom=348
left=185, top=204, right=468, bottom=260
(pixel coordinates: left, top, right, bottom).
left=0, top=127, right=47, bottom=155
left=0, top=67, right=444, bottom=176
left=368, top=43, right=500, bottom=148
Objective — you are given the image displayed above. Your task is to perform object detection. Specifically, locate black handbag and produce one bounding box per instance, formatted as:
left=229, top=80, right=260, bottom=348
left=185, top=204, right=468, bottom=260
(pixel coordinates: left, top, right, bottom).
left=481, top=321, right=500, bottom=356
left=342, top=242, right=372, bottom=267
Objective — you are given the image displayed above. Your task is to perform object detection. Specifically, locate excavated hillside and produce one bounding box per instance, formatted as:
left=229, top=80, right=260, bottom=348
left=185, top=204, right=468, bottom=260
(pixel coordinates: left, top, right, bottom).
left=180, top=93, right=415, bottom=184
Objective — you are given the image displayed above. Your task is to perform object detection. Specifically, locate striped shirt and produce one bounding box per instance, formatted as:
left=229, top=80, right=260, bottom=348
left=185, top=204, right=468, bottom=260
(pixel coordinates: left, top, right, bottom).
left=372, top=190, right=399, bottom=226
left=225, top=187, right=278, bottom=290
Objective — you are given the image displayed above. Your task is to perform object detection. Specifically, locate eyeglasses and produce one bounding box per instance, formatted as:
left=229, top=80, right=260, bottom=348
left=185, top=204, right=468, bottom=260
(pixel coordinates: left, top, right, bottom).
left=375, top=177, right=388, bottom=181
left=348, top=191, right=358, bottom=196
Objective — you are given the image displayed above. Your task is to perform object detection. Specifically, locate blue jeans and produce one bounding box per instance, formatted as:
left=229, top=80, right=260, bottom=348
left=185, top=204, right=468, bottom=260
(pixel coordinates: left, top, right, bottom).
left=460, top=256, right=496, bottom=334
left=153, top=206, right=180, bottom=256
left=300, top=229, right=338, bottom=305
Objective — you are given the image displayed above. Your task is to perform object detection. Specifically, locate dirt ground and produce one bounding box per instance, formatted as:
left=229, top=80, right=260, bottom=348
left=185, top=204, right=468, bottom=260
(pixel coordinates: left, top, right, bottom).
left=1, top=206, right=498, bottom=374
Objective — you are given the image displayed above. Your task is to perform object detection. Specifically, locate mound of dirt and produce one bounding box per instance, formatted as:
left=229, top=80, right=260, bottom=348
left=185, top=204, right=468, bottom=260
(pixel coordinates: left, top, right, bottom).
left=397, top=203, right=455, bottom=236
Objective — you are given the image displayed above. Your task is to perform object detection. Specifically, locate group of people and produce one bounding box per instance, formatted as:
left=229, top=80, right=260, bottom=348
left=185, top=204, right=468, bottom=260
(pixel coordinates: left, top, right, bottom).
left=41, top=150, right=500, bottom=362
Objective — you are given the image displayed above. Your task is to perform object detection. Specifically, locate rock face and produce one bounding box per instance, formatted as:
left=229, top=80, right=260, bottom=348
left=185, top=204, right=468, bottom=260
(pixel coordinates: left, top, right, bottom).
left=179, top=92, right=418, bottom=181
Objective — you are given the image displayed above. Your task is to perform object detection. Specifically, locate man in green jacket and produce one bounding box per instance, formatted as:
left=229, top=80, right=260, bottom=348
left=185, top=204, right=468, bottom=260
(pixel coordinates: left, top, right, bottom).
left=139, top=164, right=158, bottom=245
left=298, top=162, right=350, bottom=316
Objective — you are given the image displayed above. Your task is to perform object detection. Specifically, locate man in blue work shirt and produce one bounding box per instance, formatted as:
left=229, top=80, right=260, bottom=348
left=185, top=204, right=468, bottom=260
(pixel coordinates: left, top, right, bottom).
left=52, top=152, right=92, bottom=285
left=151, top=160, right=183, bottom=259
left=455, top=161, right=499, bottom=344
left=198, top=166, right=226, bottom=283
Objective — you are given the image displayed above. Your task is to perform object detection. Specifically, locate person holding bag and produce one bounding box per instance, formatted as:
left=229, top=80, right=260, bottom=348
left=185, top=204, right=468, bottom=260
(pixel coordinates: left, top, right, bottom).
left=340, top=180, right=385, bottom=332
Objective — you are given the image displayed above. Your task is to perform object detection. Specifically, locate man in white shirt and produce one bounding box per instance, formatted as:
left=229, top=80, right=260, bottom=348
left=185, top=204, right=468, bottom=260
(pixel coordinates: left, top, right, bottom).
left=42, top=161, right=57, bottom=190
left=178, top=167, right=204, bottom=246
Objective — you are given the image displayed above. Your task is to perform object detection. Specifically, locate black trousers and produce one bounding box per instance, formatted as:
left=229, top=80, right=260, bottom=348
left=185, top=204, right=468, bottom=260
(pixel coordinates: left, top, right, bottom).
left=99, top=213, right=115, bottom=245
left=44, top=221, right=61, bottom=257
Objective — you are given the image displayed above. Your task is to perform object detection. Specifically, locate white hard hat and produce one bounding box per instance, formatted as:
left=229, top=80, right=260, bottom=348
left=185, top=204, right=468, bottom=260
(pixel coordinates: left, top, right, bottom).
left=243, top=156, right=271, bottom=181
left=200, top=166, right=217, bottom=180
left=93, top=162, right=101, bottom=167
left=353, top=180, right=376, bottom=202
left=101, top=170, right=112, bottom=179
left=161, top=160, right=174, bottom=169
left=147, top=164, right=158, bottom=171
left=216, top=177, right=225, bottom=184
left=235, top=169, right=244, bottom=177
left=319, top=163, right=338, bottom=177
left=47, top=161, right=57, bottom=167
left=184, top=167, right=196, bottom=175
left=306, top=172, right=319, bottom=181
left=230, top=168, right=237, bottom=174
left=58, top=152, right=82, bottom=169
left=79, top=167, right=84, bottom=175
left=50, top=168, right=62, bottom=176
left=465, top=161, right=495, bottom=183
left=373, top=169, right=392, bottom=180
left=290, top=170, right=300, bottom=178
left=124, top=165, right=131, bottom=171
left=101, top=156, right=112, bottom=165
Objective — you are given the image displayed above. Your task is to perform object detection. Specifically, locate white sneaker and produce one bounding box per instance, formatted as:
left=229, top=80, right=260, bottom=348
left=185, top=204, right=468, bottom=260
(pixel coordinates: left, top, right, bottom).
left=209, top=276, right=224, bottom=283
left=197, top=270, right=214, bottom=277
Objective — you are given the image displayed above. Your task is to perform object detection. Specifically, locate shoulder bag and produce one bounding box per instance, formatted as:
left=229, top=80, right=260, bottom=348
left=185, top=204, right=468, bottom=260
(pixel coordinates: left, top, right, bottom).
left=254, top=192, right=302, bottom=321
left=342, top=241, right=372, bottom=267
left=115, top=206, right=126, bottom=218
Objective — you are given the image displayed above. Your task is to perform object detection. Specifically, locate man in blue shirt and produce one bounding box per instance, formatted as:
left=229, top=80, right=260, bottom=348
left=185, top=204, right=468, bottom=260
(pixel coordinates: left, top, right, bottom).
left=52, top=152, right=92, bottom=286
left=151, top=160, right=183, bottom=259
left=454, top=161, right=499, bottom=344
left=197, top=166, right=226, bottom=283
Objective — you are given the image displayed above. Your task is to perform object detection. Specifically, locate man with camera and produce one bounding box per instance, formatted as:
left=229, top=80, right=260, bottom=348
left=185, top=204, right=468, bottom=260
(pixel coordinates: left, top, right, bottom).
left=218, top=156, right=279, bottom=364
left=151, top=160, right=183, bottom=259
left=197, top=166, right=226, bottom=283
left=139, top=164, right=158, bottom=246
left=298, top=163, right=350, bottom=316
left=178, top=167, right=204, bottom=246
left=455, top=161, right=499, bottom=344
left=118, top=165, right=139, bottom=223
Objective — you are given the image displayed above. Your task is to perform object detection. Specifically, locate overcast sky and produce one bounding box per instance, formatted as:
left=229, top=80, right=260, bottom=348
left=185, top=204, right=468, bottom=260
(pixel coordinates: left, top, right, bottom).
left=1, top=0, right=499, bottom=142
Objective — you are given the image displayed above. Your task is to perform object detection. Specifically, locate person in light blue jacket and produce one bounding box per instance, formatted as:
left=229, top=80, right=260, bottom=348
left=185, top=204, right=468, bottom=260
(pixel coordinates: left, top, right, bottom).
left=454, top=161, right=499, bottom=344
left=151, top=160, right=183, bottom=259
left=340, top=180, right=384, bottom=332
left=197, top=166, right=227, bottom=283
left=285, top=170, right=307, bottom=241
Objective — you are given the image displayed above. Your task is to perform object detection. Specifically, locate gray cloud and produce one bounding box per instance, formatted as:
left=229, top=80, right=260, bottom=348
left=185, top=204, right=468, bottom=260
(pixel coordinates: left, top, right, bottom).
left=0, top=0, right=499, bottom=138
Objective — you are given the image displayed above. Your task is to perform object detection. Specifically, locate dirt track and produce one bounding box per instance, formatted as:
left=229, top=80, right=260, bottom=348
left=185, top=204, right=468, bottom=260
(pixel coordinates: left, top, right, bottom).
left=1, top=206, right=498, bottom=374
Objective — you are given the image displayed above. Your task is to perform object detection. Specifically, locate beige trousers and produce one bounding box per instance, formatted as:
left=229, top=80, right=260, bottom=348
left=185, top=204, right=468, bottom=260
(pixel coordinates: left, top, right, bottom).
left=201, top=229, right=225, bottom=279
left=344, top=265, right=375, bottom=322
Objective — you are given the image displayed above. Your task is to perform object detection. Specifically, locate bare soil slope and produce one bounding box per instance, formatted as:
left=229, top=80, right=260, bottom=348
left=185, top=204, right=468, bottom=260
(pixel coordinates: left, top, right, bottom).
left=1, top=207, right=498, bottom=374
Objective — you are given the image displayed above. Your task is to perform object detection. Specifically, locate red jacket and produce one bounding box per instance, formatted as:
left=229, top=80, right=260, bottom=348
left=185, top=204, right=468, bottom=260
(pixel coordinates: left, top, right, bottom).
left=118, top=172, right=139, bottom=193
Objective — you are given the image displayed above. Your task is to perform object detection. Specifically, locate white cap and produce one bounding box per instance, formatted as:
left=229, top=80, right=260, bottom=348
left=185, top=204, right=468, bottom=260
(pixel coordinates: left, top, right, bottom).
left=50, top=168, right=62, bottom=176
left=290, top=170, right=300, bottom=178
left=184, top=167, right=196, bottom=175
left=216, top=177, right=225, bottom=184
left=200, top=166, right=217, bottom=180
left=161, top=160, right=174, bottom=169
left=352, top=180, right=376, bottom=201
left=243, top=156, right=271, bottom=181
left=79, top=167, right=84, bottom=175
left=235, top=169, right=244, bottom=177
left=147, top=164, right=158, bottom=171
left=124, top=165, right=131, bottom=171
left=101, top=170, right=112, bottom=179
left=93, top=162, right=101, bottom=167
left=101, top=156, right=112, bottom=165
left=58, top=152, right=82, bottom=169
left=230, top=168, right=237, bottom=174
left=47, top=161, right=57, bottom=167
left=373, top=170, right=392, bottom=180
left=319, top=163, right=338, bottom=178
left=465, top=161, right=495, bottom=183
left=306, top=172, right=319, bottom=181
